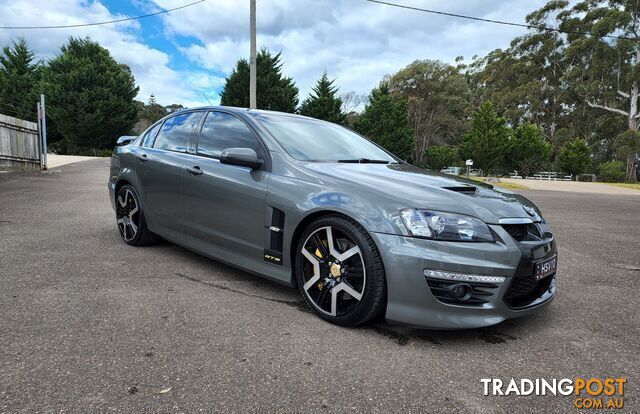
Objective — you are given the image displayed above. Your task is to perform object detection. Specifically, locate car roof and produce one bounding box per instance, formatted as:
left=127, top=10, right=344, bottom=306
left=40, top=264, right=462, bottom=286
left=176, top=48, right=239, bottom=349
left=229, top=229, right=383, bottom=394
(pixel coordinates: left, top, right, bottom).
left=170, top=105, right=316, bottom=121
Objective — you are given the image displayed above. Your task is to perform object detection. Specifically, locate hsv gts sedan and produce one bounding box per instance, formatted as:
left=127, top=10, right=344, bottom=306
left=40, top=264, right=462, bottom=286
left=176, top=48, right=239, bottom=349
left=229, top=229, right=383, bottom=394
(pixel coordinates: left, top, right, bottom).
left=109, top=106, right=557, bottom=329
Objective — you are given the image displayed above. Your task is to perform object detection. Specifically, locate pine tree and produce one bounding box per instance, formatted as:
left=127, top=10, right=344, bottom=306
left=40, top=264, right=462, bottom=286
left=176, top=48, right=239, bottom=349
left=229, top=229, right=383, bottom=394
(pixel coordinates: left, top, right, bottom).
left=299, top=72, right=345, bottom=124
left=0, top=38, right=41, bottom=121
left=220, top=49, right=298, bottom=113
left=458, top=102, right=511, bottom=175
left=39, top=37, right=139, bottom=154
left=354, top=83, right=414, bottom=160
left=144, top=94, right=166, bottom=123
left=507, top=123, right=552, bottom=177
left=558, top=138, right=592, bottom=180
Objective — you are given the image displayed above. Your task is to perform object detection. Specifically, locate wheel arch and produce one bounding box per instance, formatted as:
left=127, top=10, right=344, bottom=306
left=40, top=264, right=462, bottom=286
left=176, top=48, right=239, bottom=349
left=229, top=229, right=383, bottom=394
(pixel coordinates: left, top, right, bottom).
left=115, top=178, right=132, bottom=197
left=288, top=209, right=380, bottom=287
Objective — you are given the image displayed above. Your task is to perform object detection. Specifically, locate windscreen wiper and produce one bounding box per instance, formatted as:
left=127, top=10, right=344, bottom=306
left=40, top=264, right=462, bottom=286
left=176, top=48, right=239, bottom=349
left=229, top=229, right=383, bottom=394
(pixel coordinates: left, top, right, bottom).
left=337, top=158, right=390, bottom=164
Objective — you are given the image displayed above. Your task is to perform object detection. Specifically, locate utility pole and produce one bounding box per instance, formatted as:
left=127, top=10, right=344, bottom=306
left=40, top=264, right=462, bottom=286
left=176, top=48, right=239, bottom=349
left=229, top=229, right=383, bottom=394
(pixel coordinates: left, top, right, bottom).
left=37, top=102, right=43, bottom=169
left=40, top=94, right=48, bottom=170
left=249, top=0, right=257, bottom=109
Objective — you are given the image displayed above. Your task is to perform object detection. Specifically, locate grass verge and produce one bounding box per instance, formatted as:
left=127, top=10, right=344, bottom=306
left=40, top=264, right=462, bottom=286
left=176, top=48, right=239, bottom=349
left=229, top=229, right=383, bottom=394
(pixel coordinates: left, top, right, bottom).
left=609, top=183, right=640, bottom=191
left=469, top=177, right=529, bottom=190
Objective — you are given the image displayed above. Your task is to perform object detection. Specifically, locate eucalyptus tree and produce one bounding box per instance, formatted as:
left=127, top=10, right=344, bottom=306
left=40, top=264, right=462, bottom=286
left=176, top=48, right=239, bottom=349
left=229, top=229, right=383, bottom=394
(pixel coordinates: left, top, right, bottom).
left=561, top=0, right=640, bottom=131
left=389, top=60, right=470, bottom=164
left=472, top=1, right=571, bottom=145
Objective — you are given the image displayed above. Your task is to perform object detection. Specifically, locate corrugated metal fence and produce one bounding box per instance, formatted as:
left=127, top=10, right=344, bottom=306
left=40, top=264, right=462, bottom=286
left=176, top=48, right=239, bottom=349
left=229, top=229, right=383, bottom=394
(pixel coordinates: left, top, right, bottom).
left=0, top=113, right=41, bottom=170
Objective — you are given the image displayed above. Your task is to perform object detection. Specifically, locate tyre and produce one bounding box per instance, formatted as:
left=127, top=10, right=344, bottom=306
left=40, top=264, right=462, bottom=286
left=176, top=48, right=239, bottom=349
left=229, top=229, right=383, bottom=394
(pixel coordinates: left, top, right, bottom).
left=294, top=215, right=386, bottom=326
left=115, top=184, right=158, bottom=246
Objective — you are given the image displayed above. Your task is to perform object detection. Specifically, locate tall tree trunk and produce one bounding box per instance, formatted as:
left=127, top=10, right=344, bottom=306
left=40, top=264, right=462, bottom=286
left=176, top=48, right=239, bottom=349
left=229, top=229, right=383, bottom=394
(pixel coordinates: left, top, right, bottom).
left=628, top=80, right=638, bottom=131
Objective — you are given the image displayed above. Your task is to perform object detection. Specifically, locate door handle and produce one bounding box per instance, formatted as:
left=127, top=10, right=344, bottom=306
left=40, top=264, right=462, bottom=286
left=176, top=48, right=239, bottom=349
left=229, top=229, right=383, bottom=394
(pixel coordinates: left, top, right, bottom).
left=136, top=153, right=148, bottom=162
left=186, top=166, right=203, bottom=175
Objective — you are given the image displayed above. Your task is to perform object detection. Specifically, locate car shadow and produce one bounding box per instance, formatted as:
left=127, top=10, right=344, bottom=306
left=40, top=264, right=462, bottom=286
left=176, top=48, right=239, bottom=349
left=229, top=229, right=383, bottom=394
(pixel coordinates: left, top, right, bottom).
left=150, top=240, right=546, bottom=347
left=362, top=318, right=535, bottom=347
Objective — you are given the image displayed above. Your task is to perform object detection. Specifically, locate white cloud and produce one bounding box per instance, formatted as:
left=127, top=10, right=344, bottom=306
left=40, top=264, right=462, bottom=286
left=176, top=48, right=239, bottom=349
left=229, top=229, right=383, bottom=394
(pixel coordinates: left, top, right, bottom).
left=0, top=0, right=222, bottom=107
left=154, top=0, right=551, bottom=100
left=0, top=0, right=554, bottom=107
left=181, top=39, right=250, bottom=73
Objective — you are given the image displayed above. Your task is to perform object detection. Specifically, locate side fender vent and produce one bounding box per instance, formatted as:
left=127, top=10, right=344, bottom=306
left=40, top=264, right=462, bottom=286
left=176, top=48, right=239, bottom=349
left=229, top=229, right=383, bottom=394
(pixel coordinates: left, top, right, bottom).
left=265, top=207, right=285, bottom=265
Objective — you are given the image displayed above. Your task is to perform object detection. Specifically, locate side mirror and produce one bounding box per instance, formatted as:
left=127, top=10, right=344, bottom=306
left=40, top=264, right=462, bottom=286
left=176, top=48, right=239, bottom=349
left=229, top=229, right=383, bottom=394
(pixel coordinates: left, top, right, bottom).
left=220, top=147, right=263, bottom=170
left=116, top=135, right=136, bottom=146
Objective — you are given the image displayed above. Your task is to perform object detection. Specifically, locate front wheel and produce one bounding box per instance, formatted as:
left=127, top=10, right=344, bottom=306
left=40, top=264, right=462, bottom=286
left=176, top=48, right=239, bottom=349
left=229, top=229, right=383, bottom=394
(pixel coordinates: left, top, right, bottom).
left=115, top=184, right=158, bottom=246
left=295, top=215, right=386, bottom=326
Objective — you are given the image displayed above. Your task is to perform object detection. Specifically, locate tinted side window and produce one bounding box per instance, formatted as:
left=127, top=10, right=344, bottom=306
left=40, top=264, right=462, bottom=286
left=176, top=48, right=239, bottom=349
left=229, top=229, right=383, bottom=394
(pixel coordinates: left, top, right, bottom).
left=197, top=112, right=260, bottom=157
left=141, top=122, right=162, bottom=148
left=153, top=112, right=203, bottom=152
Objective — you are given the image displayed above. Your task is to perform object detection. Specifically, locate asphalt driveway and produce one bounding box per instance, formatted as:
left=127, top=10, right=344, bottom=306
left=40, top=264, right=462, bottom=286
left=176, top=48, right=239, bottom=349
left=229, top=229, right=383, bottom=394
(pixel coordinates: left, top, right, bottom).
left=1, top=159, right=638, bottom=413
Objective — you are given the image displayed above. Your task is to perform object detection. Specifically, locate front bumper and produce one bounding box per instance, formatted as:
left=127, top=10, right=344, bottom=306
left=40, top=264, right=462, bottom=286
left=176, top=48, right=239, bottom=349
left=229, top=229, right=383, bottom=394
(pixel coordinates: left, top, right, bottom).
left=372, top=225, right=556, bottom=329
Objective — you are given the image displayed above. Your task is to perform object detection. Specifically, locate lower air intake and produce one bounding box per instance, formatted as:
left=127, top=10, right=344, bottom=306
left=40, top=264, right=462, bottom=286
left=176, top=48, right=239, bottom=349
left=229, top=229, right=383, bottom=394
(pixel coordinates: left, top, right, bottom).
left=425, top=277, right=500, bottom=306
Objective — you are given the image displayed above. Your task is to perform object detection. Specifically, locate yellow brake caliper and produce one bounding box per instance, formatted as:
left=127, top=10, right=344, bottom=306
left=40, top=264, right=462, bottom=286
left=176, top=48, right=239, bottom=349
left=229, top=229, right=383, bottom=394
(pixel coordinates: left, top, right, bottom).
left=316, top=239, right=328, bottom=290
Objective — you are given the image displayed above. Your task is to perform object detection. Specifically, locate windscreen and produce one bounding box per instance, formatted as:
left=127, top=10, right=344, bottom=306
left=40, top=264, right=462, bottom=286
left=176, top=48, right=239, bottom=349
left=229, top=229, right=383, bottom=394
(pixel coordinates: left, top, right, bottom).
left=255, top=114, right=396, bottom=162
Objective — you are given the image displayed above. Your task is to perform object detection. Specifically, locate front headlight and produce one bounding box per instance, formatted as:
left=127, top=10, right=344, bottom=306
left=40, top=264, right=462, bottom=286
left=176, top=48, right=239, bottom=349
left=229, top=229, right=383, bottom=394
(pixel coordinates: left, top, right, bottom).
left=400, top=209, right=494, bottom=242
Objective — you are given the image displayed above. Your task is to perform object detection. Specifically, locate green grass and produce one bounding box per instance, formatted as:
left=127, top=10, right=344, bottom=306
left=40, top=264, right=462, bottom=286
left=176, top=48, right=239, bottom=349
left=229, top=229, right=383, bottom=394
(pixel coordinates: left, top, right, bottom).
left=609, top=183, right=640, bottom=191
left=494, top=181, right=530, bottom=190
left=468, top=177, right=529, bottom=190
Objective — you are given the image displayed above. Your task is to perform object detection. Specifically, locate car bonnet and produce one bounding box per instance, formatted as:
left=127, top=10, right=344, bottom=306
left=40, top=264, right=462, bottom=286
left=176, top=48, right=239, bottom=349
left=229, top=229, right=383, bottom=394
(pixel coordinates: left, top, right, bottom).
left=301, top=162, right=540, bottom=225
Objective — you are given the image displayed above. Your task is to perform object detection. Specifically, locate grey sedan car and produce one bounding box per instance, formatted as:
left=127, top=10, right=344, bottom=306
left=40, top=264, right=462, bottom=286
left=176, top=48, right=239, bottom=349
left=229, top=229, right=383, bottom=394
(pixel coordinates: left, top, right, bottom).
left=109, top=106, right=556, bottom=329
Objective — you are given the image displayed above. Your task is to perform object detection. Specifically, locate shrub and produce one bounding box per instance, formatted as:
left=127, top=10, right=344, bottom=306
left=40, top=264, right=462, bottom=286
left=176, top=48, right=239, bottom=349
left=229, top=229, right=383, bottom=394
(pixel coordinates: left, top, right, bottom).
left=425, top=145, right=458, bottom=171
left=597, top=161, right=625, bottom=182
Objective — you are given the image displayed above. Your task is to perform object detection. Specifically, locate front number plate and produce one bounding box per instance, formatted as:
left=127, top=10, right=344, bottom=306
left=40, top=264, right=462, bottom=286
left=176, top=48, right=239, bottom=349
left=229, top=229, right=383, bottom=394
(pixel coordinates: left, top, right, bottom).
left=535, top=255, right=557, bottom=280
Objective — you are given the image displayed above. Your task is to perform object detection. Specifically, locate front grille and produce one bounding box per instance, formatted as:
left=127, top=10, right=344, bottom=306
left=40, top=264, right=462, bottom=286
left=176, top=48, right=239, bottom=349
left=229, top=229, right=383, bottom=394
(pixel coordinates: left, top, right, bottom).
left=501, top=224, right=543, bottom=241
left=503, top=272, right=554, bottom=308
left=425, top=277, right=500, bottom=306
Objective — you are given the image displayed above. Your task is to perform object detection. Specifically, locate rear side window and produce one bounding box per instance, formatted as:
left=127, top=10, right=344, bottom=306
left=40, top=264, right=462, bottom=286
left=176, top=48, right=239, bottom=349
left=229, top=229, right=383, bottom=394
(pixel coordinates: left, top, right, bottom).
left=197, top=111, right=260, bottom=157
left=141, top=122, right=162, bottom=148
left=153, top=112, right=203, bottom=153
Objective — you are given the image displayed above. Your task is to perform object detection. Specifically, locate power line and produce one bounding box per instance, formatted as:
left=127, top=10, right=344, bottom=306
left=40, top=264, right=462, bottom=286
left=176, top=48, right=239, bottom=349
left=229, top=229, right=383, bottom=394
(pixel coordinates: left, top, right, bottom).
left=365, top=0, right=639, bottom=42
left=0, top=0, right=206, bottom=30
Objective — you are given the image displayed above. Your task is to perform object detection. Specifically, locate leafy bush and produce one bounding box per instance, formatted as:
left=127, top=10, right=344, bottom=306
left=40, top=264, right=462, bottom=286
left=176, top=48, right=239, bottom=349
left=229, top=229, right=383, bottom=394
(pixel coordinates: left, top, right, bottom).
left=425, top=145, right=458, bottom=171
left=597, top=161, right=625, bottom=182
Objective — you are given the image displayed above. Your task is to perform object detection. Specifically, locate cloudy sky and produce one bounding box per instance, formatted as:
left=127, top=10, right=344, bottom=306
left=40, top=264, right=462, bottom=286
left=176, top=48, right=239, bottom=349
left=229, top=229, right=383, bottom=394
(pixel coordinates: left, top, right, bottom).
left=0, top=0, right=549, bottom=107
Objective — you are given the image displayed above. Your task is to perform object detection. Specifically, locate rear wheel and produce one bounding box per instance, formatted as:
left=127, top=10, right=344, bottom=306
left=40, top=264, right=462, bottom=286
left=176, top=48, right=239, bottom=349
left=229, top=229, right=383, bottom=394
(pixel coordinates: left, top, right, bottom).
left=115, top=184, right=158, bottom=246
left=295, top=215, right=386, bottom=326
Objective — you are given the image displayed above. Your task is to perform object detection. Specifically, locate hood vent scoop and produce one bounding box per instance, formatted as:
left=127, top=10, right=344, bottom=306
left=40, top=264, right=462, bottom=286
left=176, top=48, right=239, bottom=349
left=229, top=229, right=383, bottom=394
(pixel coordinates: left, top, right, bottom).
left=442, top=186, right=478, bottom=194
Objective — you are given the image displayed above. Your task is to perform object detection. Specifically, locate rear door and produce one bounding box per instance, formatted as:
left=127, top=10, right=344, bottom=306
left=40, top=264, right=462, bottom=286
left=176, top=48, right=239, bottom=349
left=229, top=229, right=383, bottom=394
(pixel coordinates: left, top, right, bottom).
left=182, top=111, right=270, bottom=261
left=135, top=111, right=204, bottom=239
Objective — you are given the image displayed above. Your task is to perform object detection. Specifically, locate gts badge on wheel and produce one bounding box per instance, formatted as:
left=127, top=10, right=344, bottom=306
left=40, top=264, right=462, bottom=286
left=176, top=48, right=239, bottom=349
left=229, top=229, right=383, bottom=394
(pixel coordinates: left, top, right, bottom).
left=264, top=250, right=283, bottom=265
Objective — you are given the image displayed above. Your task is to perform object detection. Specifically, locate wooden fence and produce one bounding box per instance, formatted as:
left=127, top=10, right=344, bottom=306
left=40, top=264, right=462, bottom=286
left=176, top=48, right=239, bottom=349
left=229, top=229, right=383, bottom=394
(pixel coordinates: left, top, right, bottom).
left=0, top=113, right=41, bottom=170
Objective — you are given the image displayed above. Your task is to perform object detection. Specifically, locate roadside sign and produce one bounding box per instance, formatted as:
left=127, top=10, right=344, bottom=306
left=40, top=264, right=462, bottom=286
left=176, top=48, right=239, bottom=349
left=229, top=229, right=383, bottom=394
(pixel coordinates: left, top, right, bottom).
left=465, top=159, right=473, bottom=166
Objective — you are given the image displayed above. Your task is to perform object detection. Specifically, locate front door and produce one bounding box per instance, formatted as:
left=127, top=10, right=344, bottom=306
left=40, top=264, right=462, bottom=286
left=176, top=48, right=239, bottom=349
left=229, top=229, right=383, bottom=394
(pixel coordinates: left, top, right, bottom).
left=182, top=111, right=270, bottom=261
left=135, top=111, right=204, bottom=239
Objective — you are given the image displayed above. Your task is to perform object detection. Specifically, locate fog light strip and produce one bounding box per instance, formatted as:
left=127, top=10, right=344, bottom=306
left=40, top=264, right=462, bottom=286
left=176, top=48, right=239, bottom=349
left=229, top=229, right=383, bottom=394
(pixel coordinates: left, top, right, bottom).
left=424, top=269, right=505, bottom=284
